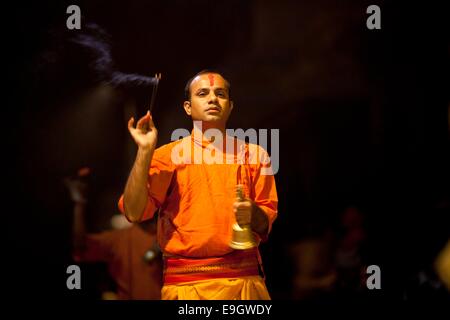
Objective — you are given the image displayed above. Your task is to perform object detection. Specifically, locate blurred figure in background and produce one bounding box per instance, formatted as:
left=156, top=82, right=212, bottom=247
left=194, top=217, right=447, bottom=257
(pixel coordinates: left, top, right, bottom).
left=430, top=196, right=450, bottom=296
left=334, top=205, right=368, bottom=296
left=65, top=167, right=162, bottom=300
left=403, top=195, right=450, bottom=300
left=289, top=230, right=337, bottom=300
left=435, top=239, right=450, bottom=292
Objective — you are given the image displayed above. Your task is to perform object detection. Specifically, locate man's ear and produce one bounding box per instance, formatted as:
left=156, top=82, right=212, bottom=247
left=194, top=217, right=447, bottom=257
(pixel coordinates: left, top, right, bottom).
left=230, top=101, right=234, bottom=112
left=183, top=101, right=192, bottom=116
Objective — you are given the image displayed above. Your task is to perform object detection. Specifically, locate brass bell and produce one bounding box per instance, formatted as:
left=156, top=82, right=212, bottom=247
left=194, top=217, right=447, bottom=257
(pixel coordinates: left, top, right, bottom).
left=230, top=185, right=257, bottom=250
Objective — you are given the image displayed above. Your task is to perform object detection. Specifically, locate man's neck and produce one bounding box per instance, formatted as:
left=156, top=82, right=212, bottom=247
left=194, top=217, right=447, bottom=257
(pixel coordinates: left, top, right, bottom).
left=192, top=121, right=226, bottom=138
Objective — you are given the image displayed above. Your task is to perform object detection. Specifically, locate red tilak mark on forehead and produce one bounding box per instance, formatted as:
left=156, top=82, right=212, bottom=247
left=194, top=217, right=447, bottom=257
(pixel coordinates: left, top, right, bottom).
left=208, top=74, right=215, bottom=86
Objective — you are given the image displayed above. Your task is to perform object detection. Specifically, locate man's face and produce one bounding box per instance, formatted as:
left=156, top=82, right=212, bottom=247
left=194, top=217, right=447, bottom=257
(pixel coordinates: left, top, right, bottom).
left=183, top=73, right=233, bottom=125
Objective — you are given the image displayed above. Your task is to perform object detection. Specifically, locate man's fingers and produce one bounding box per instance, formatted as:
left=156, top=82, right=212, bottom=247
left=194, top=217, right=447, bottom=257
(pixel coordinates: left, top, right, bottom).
left=147, top=111, right=156, bottom=130
left=234, top=201, right=251, bottom=209
left=127, top=117, right=135, bottom=131
left=136, top=113, right=150, bottom=130
left=235, top=210, right=251, bottom=225
left=234, top=200, right=252, bottom=226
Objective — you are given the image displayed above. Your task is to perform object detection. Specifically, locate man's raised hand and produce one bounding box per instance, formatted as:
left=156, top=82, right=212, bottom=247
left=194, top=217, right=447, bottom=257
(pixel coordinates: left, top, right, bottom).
left=127, top=111, right=158, bottom=152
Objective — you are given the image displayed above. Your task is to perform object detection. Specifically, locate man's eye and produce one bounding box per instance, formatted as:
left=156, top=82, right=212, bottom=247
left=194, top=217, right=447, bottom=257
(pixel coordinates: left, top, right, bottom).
left=217, top=92, right=225, bottom=98
left=198, top=92, right=206, bottom=96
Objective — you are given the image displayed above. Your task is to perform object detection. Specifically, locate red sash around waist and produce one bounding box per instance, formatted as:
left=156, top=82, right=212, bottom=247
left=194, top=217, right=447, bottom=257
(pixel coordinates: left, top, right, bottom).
left=163, top=249, right=261, bottom=285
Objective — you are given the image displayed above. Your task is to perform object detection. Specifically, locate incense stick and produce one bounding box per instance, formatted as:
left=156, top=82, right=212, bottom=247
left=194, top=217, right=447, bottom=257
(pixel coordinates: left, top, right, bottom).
left=149, top=73, right=161, bottom=112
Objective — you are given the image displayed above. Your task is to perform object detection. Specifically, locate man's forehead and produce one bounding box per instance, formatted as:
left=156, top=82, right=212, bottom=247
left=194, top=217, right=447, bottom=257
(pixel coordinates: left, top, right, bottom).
left=191, top=73, right=227, bottom=89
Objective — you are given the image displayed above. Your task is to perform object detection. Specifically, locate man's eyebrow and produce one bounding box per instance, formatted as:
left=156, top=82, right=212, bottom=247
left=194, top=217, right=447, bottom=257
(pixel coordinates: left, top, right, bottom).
left=195, top=88, right=210, bottom=93
left=213, top=87, right=229, bottom=94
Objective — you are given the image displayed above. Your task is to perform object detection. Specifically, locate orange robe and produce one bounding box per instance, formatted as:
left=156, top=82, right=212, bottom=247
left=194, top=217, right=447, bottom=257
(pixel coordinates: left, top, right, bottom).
left=118, top=132, right=278, bottom=299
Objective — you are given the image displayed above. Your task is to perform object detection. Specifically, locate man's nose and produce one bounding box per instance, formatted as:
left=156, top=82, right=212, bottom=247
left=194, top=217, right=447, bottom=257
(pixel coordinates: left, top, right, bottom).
left=208, top=92, right=218, bottom=103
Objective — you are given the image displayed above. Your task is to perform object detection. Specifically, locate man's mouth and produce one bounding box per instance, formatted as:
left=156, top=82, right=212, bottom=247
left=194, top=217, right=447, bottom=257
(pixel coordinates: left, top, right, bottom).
left=206, top=106, right=221, bottom=112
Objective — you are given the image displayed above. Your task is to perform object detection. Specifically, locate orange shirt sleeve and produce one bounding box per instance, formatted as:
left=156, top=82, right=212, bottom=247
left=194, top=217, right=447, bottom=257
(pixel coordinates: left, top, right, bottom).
left=249, top=145, right=278, bottom=242
left=118, top=144, right=175, bottom=222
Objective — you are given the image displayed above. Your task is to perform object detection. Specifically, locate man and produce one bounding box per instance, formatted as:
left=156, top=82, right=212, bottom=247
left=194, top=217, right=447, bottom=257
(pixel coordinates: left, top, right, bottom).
left=118, top=70, right=278, bottom=300
left=66, top=167, right=162, bottom=300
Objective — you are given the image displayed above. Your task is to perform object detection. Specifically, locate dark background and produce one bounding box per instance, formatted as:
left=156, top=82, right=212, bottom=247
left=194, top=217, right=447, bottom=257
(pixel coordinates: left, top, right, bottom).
left=7, top=0, right=449, bottom=301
